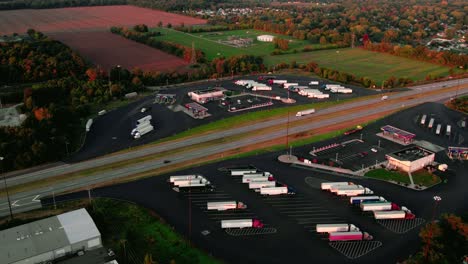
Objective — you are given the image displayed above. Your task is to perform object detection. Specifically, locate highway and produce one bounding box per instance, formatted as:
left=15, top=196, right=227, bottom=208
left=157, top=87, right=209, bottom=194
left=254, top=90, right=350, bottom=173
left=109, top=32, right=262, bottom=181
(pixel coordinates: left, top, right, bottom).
left=0, top=79, right=467, bottom=216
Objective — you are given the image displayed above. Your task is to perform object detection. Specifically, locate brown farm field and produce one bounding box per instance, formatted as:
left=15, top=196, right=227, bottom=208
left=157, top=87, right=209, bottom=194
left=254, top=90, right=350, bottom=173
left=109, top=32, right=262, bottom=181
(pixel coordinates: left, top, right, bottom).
left=0, top=5, right=206, bottom=35
left=49, top=31, right=189, bottom=71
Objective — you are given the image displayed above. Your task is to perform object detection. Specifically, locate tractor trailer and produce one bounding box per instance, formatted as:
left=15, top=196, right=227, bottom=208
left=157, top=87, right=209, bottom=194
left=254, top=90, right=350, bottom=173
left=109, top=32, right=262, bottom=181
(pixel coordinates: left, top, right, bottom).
left=374, top=209, right=415, bottom=220
left=316, top=224, right=360, bottom=233
left=221, top=219, right=264, bottom=229
left=207, top=201, right=247, bottom=211
left=350, top=196, right=386, bottom=205
left=260, top=186, right=295, bottom=195
left=360, top=202, right=400, bottom=211
left=296, top=109, right=315, bottom=117
left=133, top=124, right=154, bottom=139
left=249, top=181, right=276, bottom=189
left=172, top=178, right=210, bottom=186
left=328, top=231, right=373, bottom=241
left=335, top=186, right=374, bottom=196
left=230, top=169, right=257, bottom=176
left=168, top=175, right=203, bottom=183
left=321, top=182, right=355, bottom=191
left=242, top=175, right=274, bottom=183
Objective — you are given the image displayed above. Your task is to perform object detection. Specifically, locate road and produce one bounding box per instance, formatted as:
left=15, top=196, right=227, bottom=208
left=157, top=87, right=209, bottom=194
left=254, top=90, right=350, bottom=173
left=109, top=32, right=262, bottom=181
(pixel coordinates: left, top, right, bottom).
left=0, top=79, right=467, bottom=216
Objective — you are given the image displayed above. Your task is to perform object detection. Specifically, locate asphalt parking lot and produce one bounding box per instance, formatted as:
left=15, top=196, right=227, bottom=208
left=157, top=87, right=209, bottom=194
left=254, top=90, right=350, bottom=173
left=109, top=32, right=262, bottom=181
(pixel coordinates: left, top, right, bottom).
left=69, top=75, right=380, bottom=162
left=52, top=103, right=467, bottom=264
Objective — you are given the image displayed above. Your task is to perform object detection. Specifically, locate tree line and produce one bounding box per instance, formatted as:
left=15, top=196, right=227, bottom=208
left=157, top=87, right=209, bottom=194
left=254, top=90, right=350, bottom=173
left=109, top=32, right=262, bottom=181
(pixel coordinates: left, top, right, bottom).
left=110, top=26, right=206, bottom=63
left=363, top=42, right=468, bottom=69
left=0, top=0, right=126, bottom=10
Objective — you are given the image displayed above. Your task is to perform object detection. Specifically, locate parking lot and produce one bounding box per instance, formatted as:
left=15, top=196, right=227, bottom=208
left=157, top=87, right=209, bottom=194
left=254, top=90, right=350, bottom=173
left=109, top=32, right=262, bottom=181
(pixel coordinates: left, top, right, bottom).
left=52, top=102, right=468, bottom=264
left=70, top=75, right=379, bottom=161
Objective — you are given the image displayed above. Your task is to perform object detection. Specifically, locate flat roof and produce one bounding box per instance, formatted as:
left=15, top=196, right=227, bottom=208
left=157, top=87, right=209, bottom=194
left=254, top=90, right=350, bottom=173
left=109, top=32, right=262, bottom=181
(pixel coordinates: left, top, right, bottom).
left=192, top=88, right=224, bottom=95
left=0, top=208, right=100, bottom=264
left=387, top=146, right=434, bottom=162
left=185, top=102, right=208, bottom=112
left=448, top=146, right=468, bottom=153
left=381, top=125, right=416, bottom=139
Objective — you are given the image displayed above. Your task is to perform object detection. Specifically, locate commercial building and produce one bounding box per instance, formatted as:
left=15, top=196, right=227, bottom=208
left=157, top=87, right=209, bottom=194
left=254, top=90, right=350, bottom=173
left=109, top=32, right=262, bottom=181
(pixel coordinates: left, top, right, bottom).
left=257, top=35, right=274, bottom=42
left=0, top=208, right=102, bottom=264
left=386, top=146, right=435, bottom=172
left=380, top=125, right=416, bottom=144
left=188, top=88, right=225, bottom=104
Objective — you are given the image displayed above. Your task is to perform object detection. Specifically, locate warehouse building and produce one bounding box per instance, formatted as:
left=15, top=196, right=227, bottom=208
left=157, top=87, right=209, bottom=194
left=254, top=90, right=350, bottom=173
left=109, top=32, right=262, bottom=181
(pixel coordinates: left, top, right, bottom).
left=0, top=208, right=102, bottom=264
left=257, top=35, right=274, bottom=42
left=386, top=146, right=435, bottom=172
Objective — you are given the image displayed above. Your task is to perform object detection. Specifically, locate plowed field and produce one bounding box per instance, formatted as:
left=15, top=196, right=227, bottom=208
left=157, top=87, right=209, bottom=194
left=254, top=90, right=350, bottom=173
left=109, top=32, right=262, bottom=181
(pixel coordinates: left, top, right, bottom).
left=49, top=31, right=188, bottom=71
left=0, top=5, right=206, bottom=35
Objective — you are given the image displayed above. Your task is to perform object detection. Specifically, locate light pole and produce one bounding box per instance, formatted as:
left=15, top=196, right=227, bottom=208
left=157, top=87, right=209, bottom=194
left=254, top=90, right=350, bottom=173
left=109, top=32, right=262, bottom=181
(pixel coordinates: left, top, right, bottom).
left=117, top=65, right=121, bottom=83
left=424, top=195, right=442, bottom=260
left=0, top=157, right=13, bottom=220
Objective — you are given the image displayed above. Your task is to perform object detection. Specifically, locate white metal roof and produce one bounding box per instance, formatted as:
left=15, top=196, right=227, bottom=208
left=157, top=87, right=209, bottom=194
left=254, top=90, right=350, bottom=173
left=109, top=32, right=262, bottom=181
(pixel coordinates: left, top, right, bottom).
left=57, top=208, right=101, bottom=244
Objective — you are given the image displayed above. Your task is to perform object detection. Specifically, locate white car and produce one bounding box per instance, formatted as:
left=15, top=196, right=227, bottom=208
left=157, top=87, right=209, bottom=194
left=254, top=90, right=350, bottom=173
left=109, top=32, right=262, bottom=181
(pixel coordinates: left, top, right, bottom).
left=141, top=107, right=147, bottom=113
left=371, top=148, right=378, bottom=153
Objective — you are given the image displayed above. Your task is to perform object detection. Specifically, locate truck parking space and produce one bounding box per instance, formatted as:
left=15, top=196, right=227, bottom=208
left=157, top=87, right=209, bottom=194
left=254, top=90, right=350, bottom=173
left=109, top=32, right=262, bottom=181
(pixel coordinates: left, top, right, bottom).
left=376, top=219, right=426, bottom=234
left=329, top=241, right=383, bottom=260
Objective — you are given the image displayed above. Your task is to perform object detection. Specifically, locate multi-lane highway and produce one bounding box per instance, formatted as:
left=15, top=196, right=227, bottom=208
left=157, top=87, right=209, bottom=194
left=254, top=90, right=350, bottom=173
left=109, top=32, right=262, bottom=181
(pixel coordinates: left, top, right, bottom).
left=0, top=79, right=467, bottom=216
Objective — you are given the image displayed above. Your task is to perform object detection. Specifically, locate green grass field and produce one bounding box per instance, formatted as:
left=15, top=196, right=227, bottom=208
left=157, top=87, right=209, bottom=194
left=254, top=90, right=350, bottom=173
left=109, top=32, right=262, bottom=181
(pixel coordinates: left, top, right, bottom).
left=152, top=28, right=314, bottom=60
left=263, top=48, right=451, bottom=83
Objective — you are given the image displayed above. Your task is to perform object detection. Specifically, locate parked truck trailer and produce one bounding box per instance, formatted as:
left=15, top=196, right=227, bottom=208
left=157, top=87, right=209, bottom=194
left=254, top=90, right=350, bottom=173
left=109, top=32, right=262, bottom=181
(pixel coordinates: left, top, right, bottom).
left=373, top=209, right=415, bottom=220
left=260, top=186, right=295, bottom=195
left=335, top=187, right=374, bottom=196
left=221, top=219, right=264, bottom=229
left=360, top=201, right=399, bottom=211
left=328, top=231, right=373, bottom=241
left=207, top=201, right=247, bottom=211
left=316, top=224, right=360, bottom=233
left=168, top=175, right=203, bottom=183
left=320, top=182, right=354, bottom=191
left=133, top=124, right=154, bottom=139
left=249, top=181, right=276, bottom=189
left=350, top=196, right=386, bottom=205
left=230, top=169, right=257, bottom=176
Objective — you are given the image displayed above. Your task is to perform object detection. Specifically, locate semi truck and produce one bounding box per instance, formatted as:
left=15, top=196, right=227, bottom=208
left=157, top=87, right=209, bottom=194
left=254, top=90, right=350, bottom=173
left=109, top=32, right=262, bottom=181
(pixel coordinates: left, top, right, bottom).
left=242, top=172, right=272, bottom=177
left=309, top=81, right=319, bottom=85
left=136, top=115, right=152, bottom=125
left=260, top=186, right=295, bottom=195
left=360, top=201, right=400, bottom=211
left=230, top=169, right=257, bottom=176
left=373, top=209, right=415, bottom=220
left=252, top=85, right=272, bottom=91
left=316, top=224, right=360, bottom=233
left=350, top=196, right=386, bottom=205
left=221, top=219, right=264, bottom=229
left=296, top=109, right=315, bottom=117
left=328, top=231, right=373, bottom=241
left=329, top=184, right=365, bottom=193
left=133, top=124, right=154, bottom=139
left=344, top=125, right=363, bottom=135
left=173, top=183, right=215, bottom=193
left=446, top=125, right=451, bottom=136
left=428, top=118, right=435, bottom=129
left=435, top=124, right=442, bottom=135
left=172, top=178, right=210, bottom=186
left=335, top=187, right=374, bottom=196
left=269, top=79, right=288, bottom=85
left=420, top=114, right=427, bottom=125
left=248, top=181, right=276, bottom=189
left=321, top=182, right=355, bottom=191
left=168, top=175, right=203, bottom=183
left=242, top=175, right=274, bottom=183
left=207, top=201, right=247, bottom=211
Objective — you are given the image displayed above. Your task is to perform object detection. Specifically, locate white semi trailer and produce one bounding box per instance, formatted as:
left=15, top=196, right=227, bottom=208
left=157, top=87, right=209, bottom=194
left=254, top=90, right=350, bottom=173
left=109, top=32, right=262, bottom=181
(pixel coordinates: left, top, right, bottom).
left=320, top=182, right=355, bottom=191
left=207, top=201, right=247, bottom=211
left=133, top=124, right=154, bottom=139
left=248, top=181, right=276, bottom=189
left=296, top=109, right=315, bottom=117
left=316, top=224, right=360, bottom=233
left=168, top=175, right=203, bottom=183
left=221, top=219, right=264, bottom=229
left=260, top=186, right=295, bottom=195
left=230, top=169, right=257, bottom=176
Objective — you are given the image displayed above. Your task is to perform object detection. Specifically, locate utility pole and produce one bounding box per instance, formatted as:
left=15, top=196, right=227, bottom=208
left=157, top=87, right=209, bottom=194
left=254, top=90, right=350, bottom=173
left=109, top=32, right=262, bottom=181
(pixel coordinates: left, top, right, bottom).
left=0, top=157, right=13, bottom=220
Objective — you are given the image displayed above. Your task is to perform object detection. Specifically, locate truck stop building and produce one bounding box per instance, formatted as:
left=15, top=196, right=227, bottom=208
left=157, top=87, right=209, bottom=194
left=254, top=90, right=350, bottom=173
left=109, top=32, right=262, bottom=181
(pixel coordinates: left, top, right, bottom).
left=0, top=208, right=102, bottom=264
left=386, top=146, right=435, bottom=172
left=188, top=88, right=225, bottom=104
left=380, top=125, right=416, bottom=145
